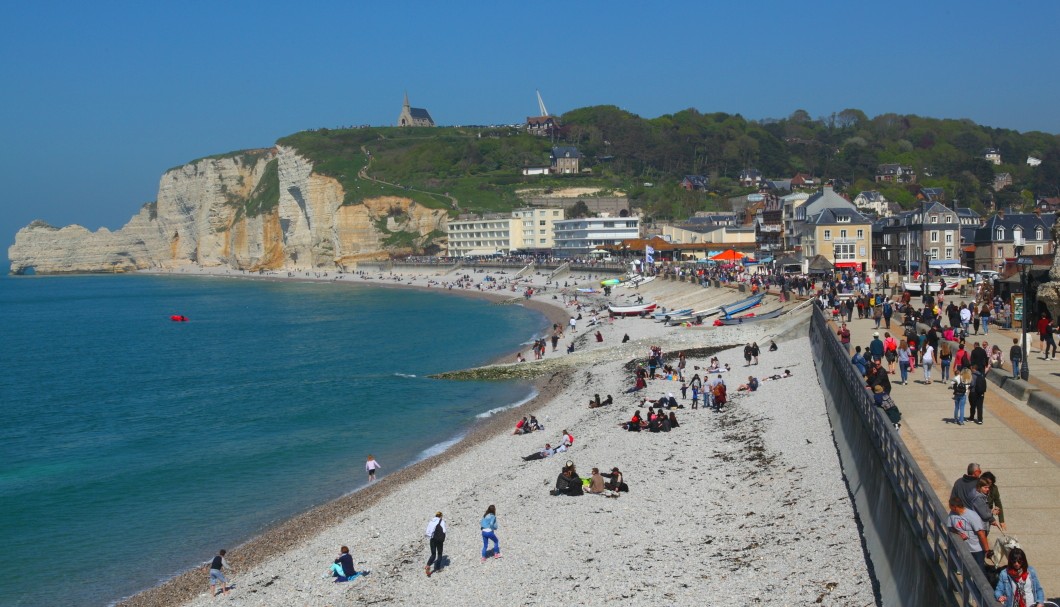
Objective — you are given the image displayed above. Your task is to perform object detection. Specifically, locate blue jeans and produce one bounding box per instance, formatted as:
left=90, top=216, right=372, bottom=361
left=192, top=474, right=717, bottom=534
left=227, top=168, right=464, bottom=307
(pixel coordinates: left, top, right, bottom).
left=953, top=394, right=966, bottom=424
left=899, top=361, right=909, bottom=383
left=1011, top=359, right=1022, bottom=379
left=940, top=359, right=951, bottom=382
left=982, top=318, right=989, bottom=334
left=481, top=530, right=500, bottom=558
left=922, top=360, right=934, bottom=382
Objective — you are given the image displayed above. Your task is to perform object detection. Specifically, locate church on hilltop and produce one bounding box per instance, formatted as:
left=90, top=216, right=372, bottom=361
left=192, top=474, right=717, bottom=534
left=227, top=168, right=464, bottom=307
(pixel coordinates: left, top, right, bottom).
left=397, top=93, right=435, bottom=127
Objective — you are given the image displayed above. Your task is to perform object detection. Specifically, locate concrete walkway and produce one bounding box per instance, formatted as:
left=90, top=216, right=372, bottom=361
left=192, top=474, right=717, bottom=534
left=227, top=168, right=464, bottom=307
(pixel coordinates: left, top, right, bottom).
left=835, top=307, right=1060, bottom=596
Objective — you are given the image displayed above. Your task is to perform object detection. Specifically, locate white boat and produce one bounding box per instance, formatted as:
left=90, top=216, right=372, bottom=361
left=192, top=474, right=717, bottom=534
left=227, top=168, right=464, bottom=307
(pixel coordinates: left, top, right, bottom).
left=607, top=302, right=658, bottom=316
left=903, top=280, right=959, bottom=294
left=665, top=307, right=722, bottom=325
left=621, top=275, right=655, bottom=288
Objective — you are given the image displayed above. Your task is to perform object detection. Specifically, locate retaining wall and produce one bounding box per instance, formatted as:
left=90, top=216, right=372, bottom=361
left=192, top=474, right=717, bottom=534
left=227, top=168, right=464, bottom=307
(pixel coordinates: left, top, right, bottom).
left=809, top=306, right=995, bottom=607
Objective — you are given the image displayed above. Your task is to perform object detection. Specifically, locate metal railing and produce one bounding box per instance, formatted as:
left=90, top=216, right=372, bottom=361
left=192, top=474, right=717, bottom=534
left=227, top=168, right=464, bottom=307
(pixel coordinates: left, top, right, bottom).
left=810, top=305, right=995, bottom=606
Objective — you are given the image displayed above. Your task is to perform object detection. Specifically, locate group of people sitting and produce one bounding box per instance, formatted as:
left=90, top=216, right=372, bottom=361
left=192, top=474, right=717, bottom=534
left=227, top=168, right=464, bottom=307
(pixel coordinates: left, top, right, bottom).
left=550, top=463, right=628, bottom=498
left=512, top=415, right=544, bottom=435
left=588, top=394, right=614, bottom=408
left=619, top=408, right=680, bottom=432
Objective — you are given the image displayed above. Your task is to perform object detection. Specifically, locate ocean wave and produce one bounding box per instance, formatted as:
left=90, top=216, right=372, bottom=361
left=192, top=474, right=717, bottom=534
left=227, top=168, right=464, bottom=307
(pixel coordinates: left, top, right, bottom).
left=474, top=389, right=539, bottom=419
left=414, top=433, right=467, bottom=462
left=392, top=372, right=417, bottom=378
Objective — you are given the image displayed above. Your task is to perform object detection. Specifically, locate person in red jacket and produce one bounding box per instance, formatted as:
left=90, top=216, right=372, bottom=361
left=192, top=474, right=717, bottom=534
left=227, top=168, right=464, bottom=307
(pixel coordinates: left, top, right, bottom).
left=1036, top=312, right=1051, bottom=353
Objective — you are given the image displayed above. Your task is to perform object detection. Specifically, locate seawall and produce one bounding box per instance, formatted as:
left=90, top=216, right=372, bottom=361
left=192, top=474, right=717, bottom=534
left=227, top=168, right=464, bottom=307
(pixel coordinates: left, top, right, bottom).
left=808, top=305, right=995, bottom=606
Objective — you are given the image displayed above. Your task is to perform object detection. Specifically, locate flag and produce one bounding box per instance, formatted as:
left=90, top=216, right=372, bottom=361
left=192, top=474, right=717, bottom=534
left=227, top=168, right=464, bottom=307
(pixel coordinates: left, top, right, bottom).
left=645, top=245, right=654, bottom=264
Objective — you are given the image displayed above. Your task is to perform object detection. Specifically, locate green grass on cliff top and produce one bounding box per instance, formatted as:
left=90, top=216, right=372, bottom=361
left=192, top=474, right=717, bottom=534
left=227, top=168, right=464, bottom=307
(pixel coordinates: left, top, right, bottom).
left=276, top=126, right=616, bottom=216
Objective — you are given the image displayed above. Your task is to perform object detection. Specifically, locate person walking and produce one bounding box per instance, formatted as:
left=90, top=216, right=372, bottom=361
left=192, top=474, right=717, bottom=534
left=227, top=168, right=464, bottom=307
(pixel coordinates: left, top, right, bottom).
left=365, top=455, right=382, bottom=482
left=993, top=547, right=1046, bottom=606
left=979, top=303, right=991, bottom=335
left=424, top=512, right=447, bottom=576
left=968, top=364, right=988, bottom=425
left=1043, top=320, right=1057, bottom=360
left=896, top=342, right=912, bottom=385
left=922, top=342, right=935, bottom=384
left=951, top=368, right=971, bottom=425
left=206, top=549, right=232, bottom=600
left=480, top=504, right=501, bottom=561
left=751, top=342, right=760, bottom=365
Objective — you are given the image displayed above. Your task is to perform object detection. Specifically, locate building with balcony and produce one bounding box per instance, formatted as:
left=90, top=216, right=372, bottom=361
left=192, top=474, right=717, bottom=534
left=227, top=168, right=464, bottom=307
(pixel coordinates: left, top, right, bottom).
left=874, top=201, right=981, bottom=274
left=447, top=207, right=566, bottom=256
left=553, top=217, right=640, bottom=258
left=972, top=210, right=1056, bottom=272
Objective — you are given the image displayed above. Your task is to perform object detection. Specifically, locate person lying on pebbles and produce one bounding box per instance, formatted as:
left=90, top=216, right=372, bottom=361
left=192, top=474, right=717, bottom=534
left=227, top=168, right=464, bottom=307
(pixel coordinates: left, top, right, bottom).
left=521, top=443, right=554, bottom=461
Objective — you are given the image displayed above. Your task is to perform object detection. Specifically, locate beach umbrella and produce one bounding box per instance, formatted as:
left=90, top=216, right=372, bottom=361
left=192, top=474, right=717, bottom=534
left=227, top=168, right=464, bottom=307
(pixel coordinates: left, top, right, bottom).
left=711, top=249, right=746, bottom=262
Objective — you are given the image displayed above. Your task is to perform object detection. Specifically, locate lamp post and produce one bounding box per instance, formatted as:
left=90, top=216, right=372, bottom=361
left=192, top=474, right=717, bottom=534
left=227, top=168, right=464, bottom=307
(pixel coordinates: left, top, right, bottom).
left=1016, top=251, right=1033, bottom=380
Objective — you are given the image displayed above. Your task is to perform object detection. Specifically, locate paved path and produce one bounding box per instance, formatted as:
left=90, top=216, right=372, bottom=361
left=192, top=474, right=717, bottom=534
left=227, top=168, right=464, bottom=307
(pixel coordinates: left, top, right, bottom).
left=834, top=306, right=1060, bottom=596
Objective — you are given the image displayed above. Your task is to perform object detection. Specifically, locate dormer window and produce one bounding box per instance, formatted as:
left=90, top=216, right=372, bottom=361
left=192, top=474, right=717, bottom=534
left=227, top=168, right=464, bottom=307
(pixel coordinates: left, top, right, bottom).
left=996, top=227, right=1005, bottom=240
left=1014, top=228, right=1023, bottom=242
left=931, top=215, right=938, bottom=223
left=1036, top=227, right=1044, bottom=240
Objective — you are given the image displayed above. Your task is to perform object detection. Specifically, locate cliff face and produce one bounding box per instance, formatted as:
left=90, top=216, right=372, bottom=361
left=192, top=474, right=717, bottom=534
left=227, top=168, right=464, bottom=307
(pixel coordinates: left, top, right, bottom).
left=8, top=146, right=447, bottom=274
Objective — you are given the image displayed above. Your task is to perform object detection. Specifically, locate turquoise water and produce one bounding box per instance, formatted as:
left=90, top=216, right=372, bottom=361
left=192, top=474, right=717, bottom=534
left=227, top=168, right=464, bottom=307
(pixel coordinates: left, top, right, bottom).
left=0, top=274, right=543, bottom=606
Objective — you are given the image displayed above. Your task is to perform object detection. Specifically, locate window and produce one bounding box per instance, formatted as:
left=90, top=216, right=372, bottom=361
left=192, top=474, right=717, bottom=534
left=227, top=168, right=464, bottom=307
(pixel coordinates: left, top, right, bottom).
left=823, top=229, right=832, bottom=241
left=945, top=248, right=953, bottom=259
left=1037, top=227, right=1044, bottom=240
left=996, top=246, right=1003, bottom=258
left=539, top=220, right=546, bottom=226
left=603, top=221, right=615, bottom=228
left=930, top=231, right=939, bottom=243
left=945, top=233, right=953, bottom=244
left=930, top=248, right=939, bottom=259
left=857, top=229, right=864, bottom=239
left=931, top=215, right=938, bottom=223
left=834, top=243, right=855, bottom=260
left=840, top=229, right=848, bottom=239
left=995, top=227, right=1004, bottom=240
left=1014, top=228, right=1022, bottom=242
left=1036, top=245, right=1044, bottom=255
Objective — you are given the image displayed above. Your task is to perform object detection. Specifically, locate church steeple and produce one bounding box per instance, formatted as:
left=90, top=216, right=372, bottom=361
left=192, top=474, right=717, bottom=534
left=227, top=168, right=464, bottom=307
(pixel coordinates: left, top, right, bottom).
left=403, top=91, right=410, bottom=109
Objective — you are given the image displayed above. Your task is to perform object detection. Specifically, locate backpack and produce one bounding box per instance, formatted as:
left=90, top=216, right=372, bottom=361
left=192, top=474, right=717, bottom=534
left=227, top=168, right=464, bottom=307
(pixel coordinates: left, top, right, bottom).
left=432, top=520, right=446, bottom=541
left=972, top=374, right=987, bottom=397
left=952, top=381, right=967, bottom=396
left=883, top=302, right=892, bottom=316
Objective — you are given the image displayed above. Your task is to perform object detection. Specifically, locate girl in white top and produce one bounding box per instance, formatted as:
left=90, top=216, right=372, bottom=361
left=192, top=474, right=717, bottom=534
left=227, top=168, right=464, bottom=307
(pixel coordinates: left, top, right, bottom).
left=922, top=344, right=935, bottom=384
left=365, top=455, right=382, bottom=482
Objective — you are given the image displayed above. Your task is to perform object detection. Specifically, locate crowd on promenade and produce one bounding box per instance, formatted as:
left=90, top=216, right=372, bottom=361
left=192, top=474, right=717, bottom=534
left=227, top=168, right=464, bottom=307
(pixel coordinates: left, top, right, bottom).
left=816, top=272, right=1052, bottom=602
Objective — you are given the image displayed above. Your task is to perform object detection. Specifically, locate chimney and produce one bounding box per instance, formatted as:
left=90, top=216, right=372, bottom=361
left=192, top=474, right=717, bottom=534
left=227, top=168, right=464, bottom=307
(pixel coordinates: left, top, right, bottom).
left=998, top=208, right=1005, bottom=219
left=1035, top=207, right=1042, bottom=218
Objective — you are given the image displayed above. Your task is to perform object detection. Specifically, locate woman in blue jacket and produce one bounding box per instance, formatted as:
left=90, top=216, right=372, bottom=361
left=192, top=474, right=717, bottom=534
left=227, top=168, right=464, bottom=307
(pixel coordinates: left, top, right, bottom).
left=994, top=547, right=1045, bottom=606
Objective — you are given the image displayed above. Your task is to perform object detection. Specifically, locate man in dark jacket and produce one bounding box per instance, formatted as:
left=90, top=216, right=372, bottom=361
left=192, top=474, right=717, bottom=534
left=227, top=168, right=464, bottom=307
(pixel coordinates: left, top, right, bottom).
left=869, top=359, right=892, bottom=394
left=551, top=466, right=584, bottom=496
left=970, top=342, right=989, bottom=373
left=1010, top=338, right=1023, bottom=379
left=950, top=463, right=995, bottom=529
left=869, top=332, right=885, bottom=362
left=968, top=365, right=988, bottom=425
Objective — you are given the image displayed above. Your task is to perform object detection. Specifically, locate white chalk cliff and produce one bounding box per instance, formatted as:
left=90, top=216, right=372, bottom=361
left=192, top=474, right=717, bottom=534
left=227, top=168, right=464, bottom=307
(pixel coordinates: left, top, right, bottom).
left=8, top=146, right=448, bottom=274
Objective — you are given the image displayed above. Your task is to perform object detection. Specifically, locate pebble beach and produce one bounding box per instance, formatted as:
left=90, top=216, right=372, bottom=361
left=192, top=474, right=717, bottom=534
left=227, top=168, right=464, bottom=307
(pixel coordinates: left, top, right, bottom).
left=121, top=266, right=877, bottom=607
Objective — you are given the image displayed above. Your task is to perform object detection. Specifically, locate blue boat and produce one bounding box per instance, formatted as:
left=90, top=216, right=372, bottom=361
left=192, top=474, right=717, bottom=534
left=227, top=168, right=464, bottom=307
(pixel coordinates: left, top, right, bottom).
left=719, top=293, right=765, bottom=318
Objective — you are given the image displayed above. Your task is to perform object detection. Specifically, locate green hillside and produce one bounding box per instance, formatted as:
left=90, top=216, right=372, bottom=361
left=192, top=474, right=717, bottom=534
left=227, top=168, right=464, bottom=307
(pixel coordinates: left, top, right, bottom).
left=269, top=108, right=1060, bottom=220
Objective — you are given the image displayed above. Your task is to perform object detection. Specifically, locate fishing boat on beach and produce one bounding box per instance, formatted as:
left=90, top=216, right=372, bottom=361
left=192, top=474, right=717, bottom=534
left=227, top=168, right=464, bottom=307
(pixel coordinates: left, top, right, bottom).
left=714, top=307, right=785, bottom=325
left=608, top=302, right=658, bottom=316
left=718, top=293, right=765, bottom=318
left=652, top=307, right=693, bottom=321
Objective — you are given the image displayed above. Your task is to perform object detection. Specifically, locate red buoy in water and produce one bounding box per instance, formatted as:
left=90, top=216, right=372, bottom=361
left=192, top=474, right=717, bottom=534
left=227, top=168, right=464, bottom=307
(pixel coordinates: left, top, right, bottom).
left=170, top=315, right=189, bottom=322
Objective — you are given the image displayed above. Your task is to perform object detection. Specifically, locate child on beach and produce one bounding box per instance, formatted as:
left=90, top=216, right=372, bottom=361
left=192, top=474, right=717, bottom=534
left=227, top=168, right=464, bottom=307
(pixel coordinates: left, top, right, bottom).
left=480, top=505, right=501, bottom=561
left=206, top=549, right=232, bottom=599
left=365, top=455, right=382, bottom=482
left=330, top=546, right=357, bottom=581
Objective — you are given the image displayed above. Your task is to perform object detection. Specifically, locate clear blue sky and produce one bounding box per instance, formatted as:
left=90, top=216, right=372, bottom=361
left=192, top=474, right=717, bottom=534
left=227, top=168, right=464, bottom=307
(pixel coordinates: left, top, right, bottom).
left=3, top=1, right=1059, bottom=252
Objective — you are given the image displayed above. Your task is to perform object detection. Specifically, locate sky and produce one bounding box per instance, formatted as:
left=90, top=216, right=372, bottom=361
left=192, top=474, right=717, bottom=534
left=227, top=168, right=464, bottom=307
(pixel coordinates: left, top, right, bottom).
left=3, top=0, right=1059, bottom=253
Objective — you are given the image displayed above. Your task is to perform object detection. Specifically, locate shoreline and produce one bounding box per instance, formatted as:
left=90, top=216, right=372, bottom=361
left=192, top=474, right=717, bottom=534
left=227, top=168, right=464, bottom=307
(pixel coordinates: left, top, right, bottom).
left=116, top=266, right=598, bottom=606
left=113, top=266, right=875, bottom=607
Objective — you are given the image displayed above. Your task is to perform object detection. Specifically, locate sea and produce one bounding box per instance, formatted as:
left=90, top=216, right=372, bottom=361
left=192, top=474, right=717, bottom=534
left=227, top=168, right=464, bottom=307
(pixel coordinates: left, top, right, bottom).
left=0, top=273, right=546, bottom=607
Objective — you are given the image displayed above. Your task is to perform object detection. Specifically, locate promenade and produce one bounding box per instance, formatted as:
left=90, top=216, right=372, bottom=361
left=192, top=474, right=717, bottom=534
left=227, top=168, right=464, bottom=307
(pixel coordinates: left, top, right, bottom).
left=836, top=304, right=1060, bottom=596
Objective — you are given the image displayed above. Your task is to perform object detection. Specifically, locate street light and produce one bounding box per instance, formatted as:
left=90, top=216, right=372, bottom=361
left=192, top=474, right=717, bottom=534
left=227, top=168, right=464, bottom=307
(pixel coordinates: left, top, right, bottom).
left=1016, top=250, right=1033, bottom=381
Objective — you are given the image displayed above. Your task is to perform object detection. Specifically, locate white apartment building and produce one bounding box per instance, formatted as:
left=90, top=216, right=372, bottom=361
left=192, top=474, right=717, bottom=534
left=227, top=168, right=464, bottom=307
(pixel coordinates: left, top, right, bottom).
left=553, top=217, right=641, bottom=258
left=446, top=208, right=565, bottom=256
